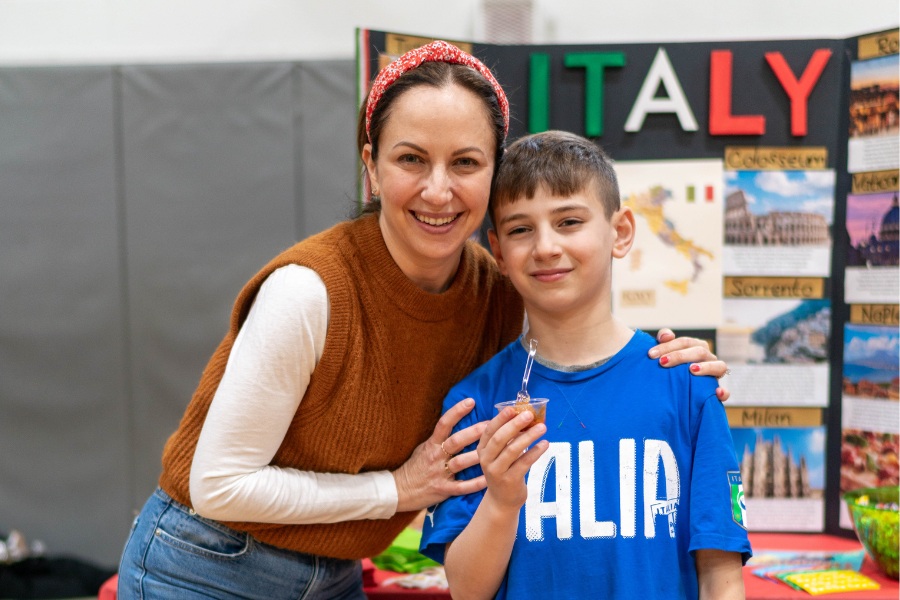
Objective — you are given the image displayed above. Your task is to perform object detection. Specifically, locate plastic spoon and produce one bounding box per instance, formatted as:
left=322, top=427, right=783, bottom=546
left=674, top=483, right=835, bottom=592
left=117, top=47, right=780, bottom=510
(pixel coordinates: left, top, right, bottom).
left=516, top=338, right=538, bottom=403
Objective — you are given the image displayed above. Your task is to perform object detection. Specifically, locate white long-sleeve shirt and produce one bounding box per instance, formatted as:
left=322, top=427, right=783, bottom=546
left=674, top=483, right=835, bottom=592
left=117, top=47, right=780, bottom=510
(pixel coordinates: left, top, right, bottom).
left=189, top=264, right=398, bottom=523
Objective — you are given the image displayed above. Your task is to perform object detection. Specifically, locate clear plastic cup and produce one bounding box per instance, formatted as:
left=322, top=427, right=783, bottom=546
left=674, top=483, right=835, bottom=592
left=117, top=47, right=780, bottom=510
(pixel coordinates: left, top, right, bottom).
left=494, top=398, right=550, bottom=429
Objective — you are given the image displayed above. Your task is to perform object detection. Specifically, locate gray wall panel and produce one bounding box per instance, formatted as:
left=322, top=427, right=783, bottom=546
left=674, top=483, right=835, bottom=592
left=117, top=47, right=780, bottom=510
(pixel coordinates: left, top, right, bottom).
left=0, top=67, right=130, bottom=568
left=0, top=58, right=356, bottom=569
left=119, top=63, right=299, bottom=511
left=294, top=60, right=359, bottom=237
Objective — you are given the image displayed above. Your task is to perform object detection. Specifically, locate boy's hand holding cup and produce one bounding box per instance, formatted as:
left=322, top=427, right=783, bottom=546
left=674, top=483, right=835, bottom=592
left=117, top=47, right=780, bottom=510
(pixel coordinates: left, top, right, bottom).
left=477, top=399, right=550, bottom=510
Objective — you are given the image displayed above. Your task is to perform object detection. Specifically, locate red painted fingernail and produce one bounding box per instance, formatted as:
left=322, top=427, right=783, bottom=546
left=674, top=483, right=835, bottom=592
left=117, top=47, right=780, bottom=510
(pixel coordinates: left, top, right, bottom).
left=660, top=356, right=669, bottom=366
left=690, top=364, right=700, bottom=372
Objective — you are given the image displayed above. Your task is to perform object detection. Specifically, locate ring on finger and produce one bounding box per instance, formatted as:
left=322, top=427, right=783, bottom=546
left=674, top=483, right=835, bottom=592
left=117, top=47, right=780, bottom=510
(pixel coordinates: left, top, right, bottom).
left=440, top=440, right=453, bottom=459
left=443, top=460, right=454, bottom=478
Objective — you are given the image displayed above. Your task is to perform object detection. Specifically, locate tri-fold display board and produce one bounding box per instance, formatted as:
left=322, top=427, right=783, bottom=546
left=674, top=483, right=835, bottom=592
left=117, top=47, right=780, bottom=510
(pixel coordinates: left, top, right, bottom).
left=359, top=28, right=899, bottom=535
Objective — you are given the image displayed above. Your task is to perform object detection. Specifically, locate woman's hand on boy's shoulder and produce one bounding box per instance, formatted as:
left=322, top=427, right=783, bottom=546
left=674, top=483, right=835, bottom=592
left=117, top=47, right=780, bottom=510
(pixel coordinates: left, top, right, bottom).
left=649, top=328, right=731, bottom=402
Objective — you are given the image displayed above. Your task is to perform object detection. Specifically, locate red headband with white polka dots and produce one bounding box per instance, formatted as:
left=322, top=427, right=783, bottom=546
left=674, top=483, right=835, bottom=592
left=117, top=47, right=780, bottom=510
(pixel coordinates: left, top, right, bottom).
left=364, top=40, right=510, bottom=141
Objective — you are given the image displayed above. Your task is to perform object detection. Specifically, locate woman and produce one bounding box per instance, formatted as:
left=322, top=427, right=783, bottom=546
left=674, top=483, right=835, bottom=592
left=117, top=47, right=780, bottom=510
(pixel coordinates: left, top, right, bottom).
left=118, top=41, right=728, bottom=599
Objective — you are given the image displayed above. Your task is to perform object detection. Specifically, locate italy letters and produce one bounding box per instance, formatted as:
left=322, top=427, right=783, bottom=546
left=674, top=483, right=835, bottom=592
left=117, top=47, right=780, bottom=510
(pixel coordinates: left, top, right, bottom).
left=529, top=47, right=832, bottom=137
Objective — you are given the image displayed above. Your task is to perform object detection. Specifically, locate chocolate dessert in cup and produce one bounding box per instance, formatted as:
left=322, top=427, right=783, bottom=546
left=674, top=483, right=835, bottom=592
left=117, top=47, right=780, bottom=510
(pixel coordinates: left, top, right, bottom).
left=495, top=339, right=548, bottom=429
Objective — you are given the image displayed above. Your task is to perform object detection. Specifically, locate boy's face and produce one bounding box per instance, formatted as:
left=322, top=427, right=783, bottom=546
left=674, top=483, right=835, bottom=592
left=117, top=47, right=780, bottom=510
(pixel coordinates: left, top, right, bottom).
left=488, top=183, right=634, bottom=319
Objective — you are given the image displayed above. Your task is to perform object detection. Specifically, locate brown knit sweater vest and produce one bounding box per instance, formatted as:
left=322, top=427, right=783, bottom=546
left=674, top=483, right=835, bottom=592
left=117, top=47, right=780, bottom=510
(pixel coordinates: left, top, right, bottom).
left=158, top=214, right=524, bottom=559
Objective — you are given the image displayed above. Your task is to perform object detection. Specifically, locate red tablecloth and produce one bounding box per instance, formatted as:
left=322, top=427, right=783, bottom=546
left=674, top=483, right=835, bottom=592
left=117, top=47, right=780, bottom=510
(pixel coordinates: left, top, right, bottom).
left=98, top=573, right=118, bottom=600
left=363, top=533, right=900, bottom=599
left=363, top=558, right=449, bottom=599
left=742, top=533, right=897, bottom=599
left=96, top=534, right=899, bottom=599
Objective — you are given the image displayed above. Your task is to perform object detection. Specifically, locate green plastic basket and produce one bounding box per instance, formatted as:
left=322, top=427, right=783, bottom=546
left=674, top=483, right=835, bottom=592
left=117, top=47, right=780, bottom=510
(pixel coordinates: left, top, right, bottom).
left=843, top=485, right=899, bottom=580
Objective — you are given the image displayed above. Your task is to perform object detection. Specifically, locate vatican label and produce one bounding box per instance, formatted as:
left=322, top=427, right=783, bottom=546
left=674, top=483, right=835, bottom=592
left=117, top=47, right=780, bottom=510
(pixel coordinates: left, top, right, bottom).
left=850, top=304, right=900, bottom=326
left=851, top=169, right=899, bottom=194
left=724, top=147, right=827, bottom=171
left=724, top=277, right=825, bottom=299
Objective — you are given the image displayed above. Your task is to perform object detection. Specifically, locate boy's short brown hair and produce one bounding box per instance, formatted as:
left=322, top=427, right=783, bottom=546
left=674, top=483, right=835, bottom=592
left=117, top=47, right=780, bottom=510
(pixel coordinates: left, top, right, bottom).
left=490, top=130, right=620, bottom=224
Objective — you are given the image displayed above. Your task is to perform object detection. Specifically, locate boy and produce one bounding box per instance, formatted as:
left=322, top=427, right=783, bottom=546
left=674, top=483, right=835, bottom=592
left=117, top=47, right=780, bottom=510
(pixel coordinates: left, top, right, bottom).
left=419, top=131, right=751, bottom=599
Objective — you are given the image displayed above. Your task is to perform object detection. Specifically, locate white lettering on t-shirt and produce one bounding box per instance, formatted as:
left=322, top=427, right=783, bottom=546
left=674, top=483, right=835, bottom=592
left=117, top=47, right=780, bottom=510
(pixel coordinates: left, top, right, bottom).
left=644, top=439, right=680, bottom=539
left=620, top=438, right=637, bottom=538
left=523, top=439, right=680, bottom=541
left=525, top=442, right=572, bottom=541
left=578, top=441, right=616, bottom=539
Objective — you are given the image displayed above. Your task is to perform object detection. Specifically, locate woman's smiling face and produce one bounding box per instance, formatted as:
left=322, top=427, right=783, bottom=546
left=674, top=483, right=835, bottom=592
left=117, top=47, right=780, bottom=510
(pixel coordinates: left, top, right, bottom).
left=362, top=83, right=496, bottom=292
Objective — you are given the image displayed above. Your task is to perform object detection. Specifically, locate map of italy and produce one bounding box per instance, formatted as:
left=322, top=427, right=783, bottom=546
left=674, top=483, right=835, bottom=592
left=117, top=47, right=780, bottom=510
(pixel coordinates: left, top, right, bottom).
left=613, top=158, right=723, bottom=329
left=624, top=185, right=715, bottom=295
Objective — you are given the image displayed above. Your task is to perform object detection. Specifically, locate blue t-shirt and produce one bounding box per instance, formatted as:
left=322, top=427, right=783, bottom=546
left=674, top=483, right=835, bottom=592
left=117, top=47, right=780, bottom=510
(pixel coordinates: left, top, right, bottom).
left=420, top=330, right=752, bottom=599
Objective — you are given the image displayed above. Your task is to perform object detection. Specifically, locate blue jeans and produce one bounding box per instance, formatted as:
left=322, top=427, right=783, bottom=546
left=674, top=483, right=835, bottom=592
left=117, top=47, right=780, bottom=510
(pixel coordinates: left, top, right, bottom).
left=118, top=488, right=365, bottom=600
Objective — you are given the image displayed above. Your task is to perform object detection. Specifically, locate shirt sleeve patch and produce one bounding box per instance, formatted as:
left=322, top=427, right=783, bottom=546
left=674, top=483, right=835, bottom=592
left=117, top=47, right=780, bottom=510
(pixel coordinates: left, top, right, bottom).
left=728, top=471, right=748, bottom=529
